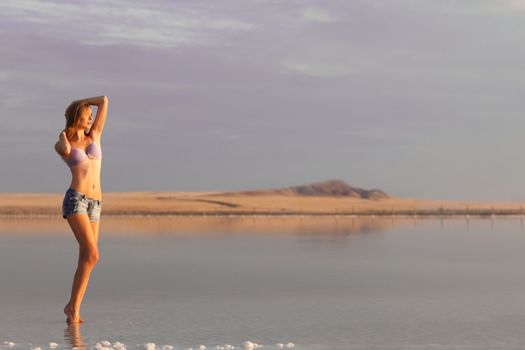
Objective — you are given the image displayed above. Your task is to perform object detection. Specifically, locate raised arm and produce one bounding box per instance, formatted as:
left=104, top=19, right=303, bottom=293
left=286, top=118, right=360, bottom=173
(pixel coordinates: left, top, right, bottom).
left=55, top=130, right=71, bottom=157
left=75, top=95, right=108, bottom=137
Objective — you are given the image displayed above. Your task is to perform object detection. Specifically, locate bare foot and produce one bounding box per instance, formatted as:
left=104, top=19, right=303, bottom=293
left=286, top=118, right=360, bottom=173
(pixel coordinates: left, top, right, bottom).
left=64, top=304, right=84, bottom=324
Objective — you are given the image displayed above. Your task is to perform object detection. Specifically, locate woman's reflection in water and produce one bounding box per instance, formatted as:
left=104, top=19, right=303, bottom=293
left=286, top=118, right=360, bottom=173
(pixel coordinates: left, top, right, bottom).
left=64, top=323, right=87, bottom=350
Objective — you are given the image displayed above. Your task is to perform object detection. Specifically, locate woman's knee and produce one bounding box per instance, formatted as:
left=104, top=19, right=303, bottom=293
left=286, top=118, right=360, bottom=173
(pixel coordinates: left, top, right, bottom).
left=80, top=248, right=100, bottom=266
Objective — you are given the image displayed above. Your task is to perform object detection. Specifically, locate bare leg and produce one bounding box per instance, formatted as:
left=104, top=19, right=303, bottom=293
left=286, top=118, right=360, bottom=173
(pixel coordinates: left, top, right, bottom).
left=73, top=220, right=100, bottom=305
left=64, top=214, right=100, bottom=324
left=70, top=220, right=100, bottom=313
left=90, top=220, right=100, bottom=246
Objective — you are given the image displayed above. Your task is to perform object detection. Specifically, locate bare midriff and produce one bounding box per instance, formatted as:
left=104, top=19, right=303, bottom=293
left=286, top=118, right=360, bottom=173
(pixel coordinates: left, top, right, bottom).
left=69, top=159, right=102, bottom=200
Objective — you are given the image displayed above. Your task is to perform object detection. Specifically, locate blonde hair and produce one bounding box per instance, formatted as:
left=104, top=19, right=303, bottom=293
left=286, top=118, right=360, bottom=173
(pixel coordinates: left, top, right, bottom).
left=64, top=101, right=90, bottom=140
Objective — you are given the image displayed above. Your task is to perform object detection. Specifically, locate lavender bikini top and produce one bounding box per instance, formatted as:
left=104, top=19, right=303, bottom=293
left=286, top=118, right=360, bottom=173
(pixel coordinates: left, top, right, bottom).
left=65, top=142, right=102, bottom=168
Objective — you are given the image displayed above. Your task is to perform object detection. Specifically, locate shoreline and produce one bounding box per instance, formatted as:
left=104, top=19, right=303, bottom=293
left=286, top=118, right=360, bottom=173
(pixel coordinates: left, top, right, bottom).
left=1, top=209, right=525, bottom=219
left=0, top=192, right=524, bottom=218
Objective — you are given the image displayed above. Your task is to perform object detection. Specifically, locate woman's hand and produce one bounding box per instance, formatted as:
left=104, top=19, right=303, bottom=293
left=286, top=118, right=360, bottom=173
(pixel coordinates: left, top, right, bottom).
left=74, top=96, right=107, bottom=107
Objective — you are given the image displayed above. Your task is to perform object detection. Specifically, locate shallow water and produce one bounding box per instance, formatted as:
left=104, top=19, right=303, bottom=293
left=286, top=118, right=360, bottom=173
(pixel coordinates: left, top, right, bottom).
left=1, top=216, right=525, bottom=350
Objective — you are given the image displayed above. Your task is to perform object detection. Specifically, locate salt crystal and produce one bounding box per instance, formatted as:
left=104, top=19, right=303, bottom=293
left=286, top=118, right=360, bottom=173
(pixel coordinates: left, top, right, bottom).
left=143, top=343, right=156, bottom=350
left=113, top=342, right=127, bottom=350
left=242, top=341, right=254, bottom=350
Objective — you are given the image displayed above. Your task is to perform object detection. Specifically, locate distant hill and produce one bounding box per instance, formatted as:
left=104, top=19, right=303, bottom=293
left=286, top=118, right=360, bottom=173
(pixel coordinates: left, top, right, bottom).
left=212, top=179, right=390, bottom=200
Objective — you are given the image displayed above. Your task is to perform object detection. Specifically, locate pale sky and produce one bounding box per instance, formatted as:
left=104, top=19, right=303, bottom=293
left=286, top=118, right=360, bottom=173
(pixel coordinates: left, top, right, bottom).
left=1, top=0, right=524, bottom=201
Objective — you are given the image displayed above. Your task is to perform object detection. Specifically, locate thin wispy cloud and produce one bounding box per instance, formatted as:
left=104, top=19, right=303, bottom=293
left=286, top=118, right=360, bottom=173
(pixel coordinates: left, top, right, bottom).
left=0, top=0, right=253, bottom=48
left=413, top=0, right=525, bottom=14
left=281, top=60, right=355, bottom=78
left=300, top=7, right=337, bottom=23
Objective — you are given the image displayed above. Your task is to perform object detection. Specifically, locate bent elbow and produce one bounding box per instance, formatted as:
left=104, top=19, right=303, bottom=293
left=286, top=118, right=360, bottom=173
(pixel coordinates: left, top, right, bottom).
left=54, top=142, right=70, bottom=157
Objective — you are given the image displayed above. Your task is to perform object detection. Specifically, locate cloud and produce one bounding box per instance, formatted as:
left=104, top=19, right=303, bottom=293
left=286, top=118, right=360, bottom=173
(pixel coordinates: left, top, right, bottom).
left=281, top=60, right=353, bottom=78
left=300, top=7, right=337, bottom=23
left=0, top=0, right=253, bottom=48
left=427, top=0, right=525, bottom=14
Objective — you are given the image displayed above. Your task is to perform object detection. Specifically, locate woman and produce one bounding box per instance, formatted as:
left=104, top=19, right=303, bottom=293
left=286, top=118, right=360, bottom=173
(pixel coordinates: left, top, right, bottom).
left=54, top=95, right=109, bottom=324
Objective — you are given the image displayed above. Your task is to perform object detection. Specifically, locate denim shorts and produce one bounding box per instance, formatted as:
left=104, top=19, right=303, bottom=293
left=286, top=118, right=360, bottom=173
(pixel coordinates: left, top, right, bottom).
left=62, top=188, right=103, bottom=222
